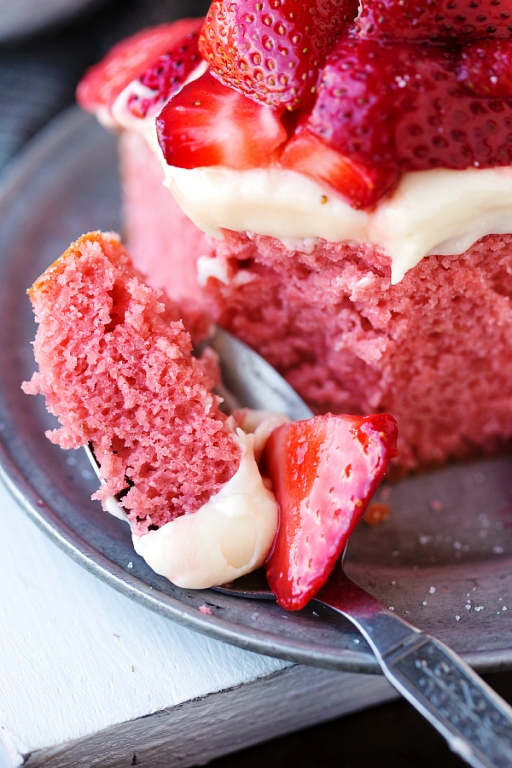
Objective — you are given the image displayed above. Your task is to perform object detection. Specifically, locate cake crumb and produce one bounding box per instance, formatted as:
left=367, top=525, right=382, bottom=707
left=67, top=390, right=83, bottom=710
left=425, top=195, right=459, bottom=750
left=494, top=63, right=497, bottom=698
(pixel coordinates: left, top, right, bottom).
left=199, top=604, right=212, bottom=615
left=363, top=502, right=391, bottom=526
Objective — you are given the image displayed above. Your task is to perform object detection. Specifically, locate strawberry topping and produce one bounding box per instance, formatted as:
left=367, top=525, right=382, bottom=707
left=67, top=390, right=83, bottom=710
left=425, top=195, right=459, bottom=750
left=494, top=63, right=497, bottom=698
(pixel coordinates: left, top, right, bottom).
left=263, top=413, right=398, bottom=611
left=304, top=36, right=512, bottom=172
left=356, top=0, right=512, bottom=42
left=198, top=0, right=358, bottom=109
left=458, top=38, right=512, bottom=96
left=280, top=127, right=399, bottom=208
left=77, top=19, right=203, bottom=116
left=127, top=28, right=202, bottom=118
left=78, top=5, right=512, bottom=209
left=156, top=70, right=288, bottom=170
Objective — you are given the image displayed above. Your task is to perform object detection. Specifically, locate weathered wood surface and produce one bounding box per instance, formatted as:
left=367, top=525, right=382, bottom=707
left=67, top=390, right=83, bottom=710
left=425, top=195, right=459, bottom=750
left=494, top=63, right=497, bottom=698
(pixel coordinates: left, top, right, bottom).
left=0, top=482, right=395, bottom=767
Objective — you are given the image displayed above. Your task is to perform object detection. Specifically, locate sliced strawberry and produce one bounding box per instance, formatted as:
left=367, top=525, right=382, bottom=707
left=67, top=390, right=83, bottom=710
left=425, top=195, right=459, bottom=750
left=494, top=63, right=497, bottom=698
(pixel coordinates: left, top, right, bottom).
left=263, top=413, right=398, bottom=611
left=305, top=36, right=512, bottom=172
left=127, top=27, right=203, bottom=118
left=280, top=128, right=399, bottom=209
left=198, top=0, right=358, bottom=109
left=156, top=70, right=288, bottom=170
left=458, top=39, right=512, bottom=97
left=356, top=0, right=512, bottom=42
left=77, top=19, right=203, bottom=116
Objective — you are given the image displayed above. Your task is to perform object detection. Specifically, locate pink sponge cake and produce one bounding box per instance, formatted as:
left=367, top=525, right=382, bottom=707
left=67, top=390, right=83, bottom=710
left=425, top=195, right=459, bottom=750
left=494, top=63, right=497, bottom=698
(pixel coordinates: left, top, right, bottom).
left=22, top=231, right=398, bottom=606
left=77, top=2, right=512, bottom=474
left=22, top=231, right=280, bottom=588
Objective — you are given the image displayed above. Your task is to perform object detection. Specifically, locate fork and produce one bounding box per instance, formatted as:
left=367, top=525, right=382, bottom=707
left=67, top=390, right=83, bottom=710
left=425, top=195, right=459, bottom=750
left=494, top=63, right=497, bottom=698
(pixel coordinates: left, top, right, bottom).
left=216, top=560, right=512, bottom=768
left=88, top=326, right=512, bottom=768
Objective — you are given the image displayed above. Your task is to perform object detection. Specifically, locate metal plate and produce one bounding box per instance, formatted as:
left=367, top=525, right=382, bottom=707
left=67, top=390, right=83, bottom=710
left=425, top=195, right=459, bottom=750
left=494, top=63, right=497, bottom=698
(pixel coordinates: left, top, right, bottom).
left=1, top=108, right=512, bottom=674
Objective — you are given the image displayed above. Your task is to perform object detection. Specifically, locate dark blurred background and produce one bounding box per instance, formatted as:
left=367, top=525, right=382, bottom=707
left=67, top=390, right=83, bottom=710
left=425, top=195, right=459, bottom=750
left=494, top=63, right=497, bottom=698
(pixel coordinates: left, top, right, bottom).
left=1, top=1, right=512, bottom=765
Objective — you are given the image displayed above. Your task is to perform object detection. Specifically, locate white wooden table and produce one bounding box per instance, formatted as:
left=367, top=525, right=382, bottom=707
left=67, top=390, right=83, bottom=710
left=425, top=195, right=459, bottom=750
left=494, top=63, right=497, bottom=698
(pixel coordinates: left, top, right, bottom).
left=0, top=480, right=396, bottom=768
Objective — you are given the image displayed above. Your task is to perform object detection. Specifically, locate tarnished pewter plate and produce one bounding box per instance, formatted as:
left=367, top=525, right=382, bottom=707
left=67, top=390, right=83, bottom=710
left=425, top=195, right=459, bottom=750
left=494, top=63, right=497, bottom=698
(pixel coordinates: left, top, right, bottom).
left=1, top=108, right=512, bottom=674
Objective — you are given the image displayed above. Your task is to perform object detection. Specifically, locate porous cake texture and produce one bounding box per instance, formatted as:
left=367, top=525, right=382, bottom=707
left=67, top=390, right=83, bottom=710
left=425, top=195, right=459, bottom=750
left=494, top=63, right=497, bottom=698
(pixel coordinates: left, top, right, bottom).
left=119, top=135, right=512, bottom=473
left=22, top=232, right=241, bottom=534
left=205, top=231, right=512, bottom=473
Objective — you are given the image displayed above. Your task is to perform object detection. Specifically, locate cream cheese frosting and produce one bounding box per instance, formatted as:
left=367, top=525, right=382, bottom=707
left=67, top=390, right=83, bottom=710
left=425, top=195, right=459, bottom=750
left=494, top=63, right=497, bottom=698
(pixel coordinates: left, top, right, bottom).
left=165, top=163, right=512, bottom=284
left=111, top=66, right=512, bottom=283
left=105, top=415, right=289, bottom=589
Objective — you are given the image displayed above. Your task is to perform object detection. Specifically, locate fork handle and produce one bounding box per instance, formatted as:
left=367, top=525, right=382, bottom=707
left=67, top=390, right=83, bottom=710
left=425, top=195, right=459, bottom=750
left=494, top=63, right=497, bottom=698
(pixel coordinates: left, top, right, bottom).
left=317, top=574, right=512, bottom=768
left=381, top=634, right=512, bottom=768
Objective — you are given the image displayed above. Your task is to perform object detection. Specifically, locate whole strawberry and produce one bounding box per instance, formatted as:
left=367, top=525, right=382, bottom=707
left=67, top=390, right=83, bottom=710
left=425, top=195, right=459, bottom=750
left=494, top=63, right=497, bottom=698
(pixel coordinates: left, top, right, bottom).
left=198, top=0, right=358, bottom=109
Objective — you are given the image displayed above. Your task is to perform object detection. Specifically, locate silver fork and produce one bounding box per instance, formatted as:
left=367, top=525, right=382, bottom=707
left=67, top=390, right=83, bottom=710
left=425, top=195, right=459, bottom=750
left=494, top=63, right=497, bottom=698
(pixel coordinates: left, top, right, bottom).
left=208, top=328, right=512, bottom=768
left=216, top=562, right=512, bottom=768
left=88, top=327, right=512, bottom=768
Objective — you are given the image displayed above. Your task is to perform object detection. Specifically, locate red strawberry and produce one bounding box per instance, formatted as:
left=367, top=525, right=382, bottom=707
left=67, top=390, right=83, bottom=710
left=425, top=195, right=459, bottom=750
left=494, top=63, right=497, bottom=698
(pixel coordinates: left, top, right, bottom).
left=156, top=70, right=288, bottom=170
left=77, top=19, right=203, bottom=116
left=305, top=36, right=512, bottom=172
left=198, top=0, right=358, bottom=109
left=263, top=413, right=398, bottom=611
left=280, top=127, right=399, bottom=208
left=127, top=28, right=203, bottom=118
left=356, top=0, right=512, bottom=42
left=458, top=39, right=512, bottom=97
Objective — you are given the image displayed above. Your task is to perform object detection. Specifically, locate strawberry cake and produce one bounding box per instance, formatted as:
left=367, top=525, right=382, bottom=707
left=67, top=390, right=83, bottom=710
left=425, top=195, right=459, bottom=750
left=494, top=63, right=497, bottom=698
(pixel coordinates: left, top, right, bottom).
left=22, top=231, right=397, bottom=606
left=76, top=0, right=512, bottom=475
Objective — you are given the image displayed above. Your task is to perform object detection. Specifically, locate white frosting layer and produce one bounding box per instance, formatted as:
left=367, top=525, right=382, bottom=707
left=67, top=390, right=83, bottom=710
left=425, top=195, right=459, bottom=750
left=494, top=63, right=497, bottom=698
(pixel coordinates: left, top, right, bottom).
left=165, top=164, right=512, bottom=284
left=111, top=68, right=512, bottom=283
left=131, top=429, right=278, bottom=589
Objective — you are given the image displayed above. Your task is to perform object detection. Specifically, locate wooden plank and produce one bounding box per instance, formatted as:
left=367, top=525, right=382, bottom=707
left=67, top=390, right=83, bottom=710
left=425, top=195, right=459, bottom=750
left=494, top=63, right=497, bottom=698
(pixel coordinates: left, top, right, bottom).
left=0, top=482, right=395, bottom=767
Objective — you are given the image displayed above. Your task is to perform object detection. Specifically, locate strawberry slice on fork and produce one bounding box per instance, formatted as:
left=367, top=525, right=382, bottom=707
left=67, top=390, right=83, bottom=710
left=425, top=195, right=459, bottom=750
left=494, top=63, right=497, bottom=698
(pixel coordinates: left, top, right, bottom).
left=263, top=413, right=398, bottom=610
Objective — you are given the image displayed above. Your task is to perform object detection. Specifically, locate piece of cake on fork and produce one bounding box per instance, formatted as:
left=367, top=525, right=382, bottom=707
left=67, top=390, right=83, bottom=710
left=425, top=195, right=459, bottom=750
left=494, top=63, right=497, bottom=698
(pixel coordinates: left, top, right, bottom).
left=22, top=231, right=397, bottom=607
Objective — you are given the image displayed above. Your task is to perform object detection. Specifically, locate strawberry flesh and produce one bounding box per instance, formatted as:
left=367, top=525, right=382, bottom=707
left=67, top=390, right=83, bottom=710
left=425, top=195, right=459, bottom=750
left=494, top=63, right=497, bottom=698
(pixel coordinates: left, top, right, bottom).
left=77, top=19, right=203, bottom=115
left=305, top=36, right=512, bottom=171
left=356, top=0, right=512, bottom=42
left=280, top=127, right=399, bottom=208
left=198, top=0, right=358, bottom=109
left=263, top=413, right=398, bottom=611
left=156, top=70, right=288, bottom=170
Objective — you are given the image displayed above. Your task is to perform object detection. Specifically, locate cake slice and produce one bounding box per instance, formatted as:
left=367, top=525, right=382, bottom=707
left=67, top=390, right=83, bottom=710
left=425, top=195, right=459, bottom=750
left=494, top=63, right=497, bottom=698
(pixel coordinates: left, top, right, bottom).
left=75, top=3, right=512, bottom=475
left=21, top=232, right=278, bottom=587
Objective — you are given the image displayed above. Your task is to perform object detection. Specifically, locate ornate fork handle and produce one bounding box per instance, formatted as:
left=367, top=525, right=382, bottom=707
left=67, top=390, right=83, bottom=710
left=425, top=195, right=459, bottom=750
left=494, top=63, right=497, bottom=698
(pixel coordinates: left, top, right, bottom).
left=317, top=565, right=512, bottom=768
